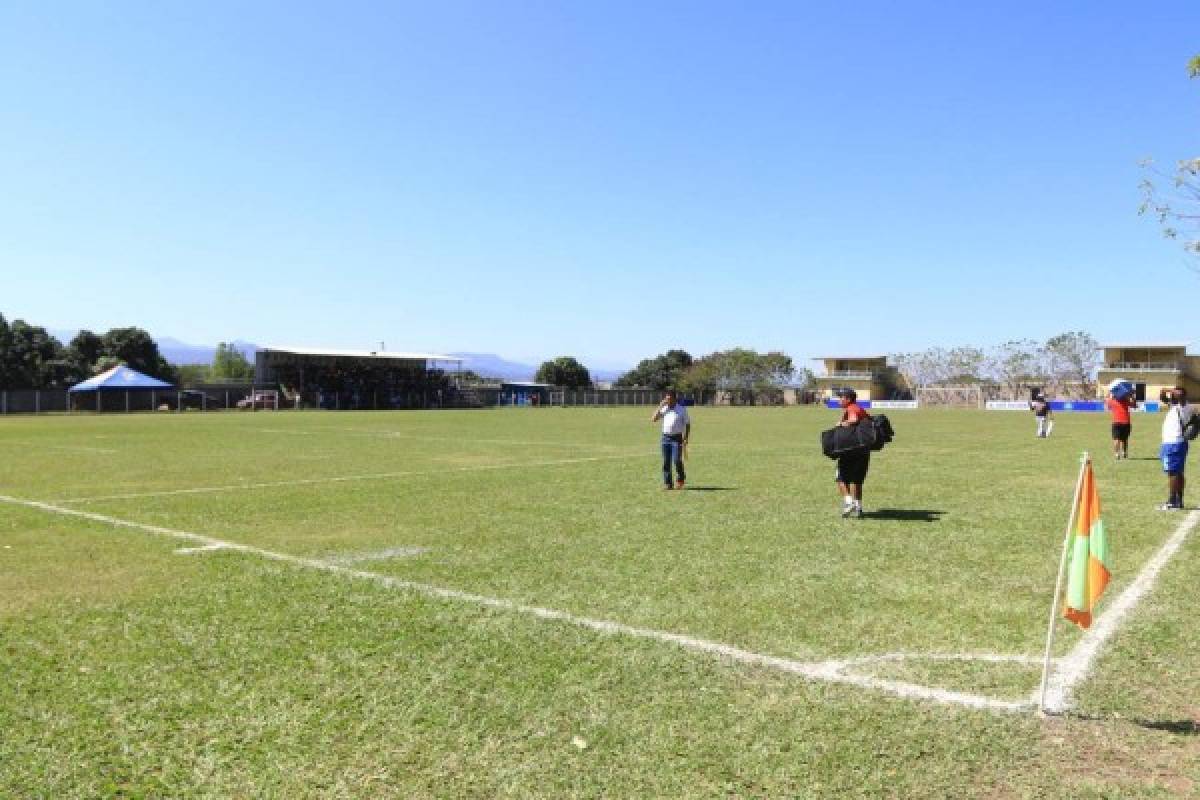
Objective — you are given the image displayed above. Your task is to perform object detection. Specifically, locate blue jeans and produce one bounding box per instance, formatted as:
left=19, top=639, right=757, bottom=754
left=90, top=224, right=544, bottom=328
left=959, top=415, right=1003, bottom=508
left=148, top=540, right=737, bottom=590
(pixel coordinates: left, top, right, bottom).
left=661, top=434, right=685, bottom=486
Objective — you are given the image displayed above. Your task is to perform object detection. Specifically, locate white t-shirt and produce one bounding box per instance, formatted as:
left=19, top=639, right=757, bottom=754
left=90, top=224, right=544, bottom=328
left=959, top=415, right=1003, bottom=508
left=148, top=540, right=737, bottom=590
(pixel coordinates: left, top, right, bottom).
left=660, top=403, right=689, bottom=436
left=1161, top=404, right=1196, bottom=444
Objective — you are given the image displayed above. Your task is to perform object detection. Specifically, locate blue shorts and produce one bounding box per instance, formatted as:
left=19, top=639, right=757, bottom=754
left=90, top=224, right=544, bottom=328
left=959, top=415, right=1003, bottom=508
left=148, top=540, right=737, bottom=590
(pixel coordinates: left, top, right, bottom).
left=1161, top=441, right=1189, bottom=475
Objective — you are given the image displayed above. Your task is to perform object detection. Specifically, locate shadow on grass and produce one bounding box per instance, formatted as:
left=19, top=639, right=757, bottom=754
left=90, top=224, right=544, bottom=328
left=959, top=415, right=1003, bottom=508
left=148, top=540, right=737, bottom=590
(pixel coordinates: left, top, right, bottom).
left=683, top=486, right=738, bottom=492
left=859, top=508, right=945, bottom=522
left=1135, top=719, right=1200, bottom=735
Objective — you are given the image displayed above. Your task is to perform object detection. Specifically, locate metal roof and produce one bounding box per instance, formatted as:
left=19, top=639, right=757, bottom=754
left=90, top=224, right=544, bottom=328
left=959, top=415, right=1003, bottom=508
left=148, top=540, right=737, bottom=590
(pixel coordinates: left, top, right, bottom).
left=69, top=365, right=174, bottom=392
left=811, top=356, right=889, bottom=361
left=1099, top=342, right=1191, bottom=349
left=260, top=346, right=463, bottom=363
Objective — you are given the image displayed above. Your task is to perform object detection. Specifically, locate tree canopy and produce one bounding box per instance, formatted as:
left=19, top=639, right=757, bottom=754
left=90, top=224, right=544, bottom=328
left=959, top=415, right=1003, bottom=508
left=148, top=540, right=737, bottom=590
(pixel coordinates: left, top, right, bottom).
left=210, top=342, right=255, bottom=381
left=534, top=356, right=592, bottom=388
left=0, top=312, right=177, bottom=388
left=676, top=348, right=795, bottom=403
left=614, top=349, right=693, bottom=390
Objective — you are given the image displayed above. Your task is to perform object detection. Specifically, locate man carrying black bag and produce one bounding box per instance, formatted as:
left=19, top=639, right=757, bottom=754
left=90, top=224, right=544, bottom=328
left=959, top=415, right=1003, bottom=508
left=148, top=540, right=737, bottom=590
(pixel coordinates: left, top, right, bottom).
left=835, top=389, right=871, bottom=518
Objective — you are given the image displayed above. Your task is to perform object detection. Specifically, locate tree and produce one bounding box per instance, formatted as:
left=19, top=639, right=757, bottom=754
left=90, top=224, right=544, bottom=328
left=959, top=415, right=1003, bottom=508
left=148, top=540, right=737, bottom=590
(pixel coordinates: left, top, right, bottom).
left=986, top=339, right=1045, bottom=399
left=3, top=320, right=70, bottom=388
left=100, top=327, right=177, bottom=383
left=678, top=348, right=794, bottom=404
left=615, top=349, right=693, bottom=390
left=1139, top=56, right=1200, bottom=268
left=1044, top=331, right=1100, bottom=399
left=535, top=356, right=592, bottom=388
left=210, top=342, right=254, bottom=381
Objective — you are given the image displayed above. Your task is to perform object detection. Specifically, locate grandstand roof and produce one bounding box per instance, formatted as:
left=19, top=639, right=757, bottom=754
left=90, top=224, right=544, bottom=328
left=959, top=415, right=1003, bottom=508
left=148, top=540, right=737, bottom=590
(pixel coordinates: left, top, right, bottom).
left=1099, top=342, right=1191, bottom=349
left=260, top=346, right=463, bottom=363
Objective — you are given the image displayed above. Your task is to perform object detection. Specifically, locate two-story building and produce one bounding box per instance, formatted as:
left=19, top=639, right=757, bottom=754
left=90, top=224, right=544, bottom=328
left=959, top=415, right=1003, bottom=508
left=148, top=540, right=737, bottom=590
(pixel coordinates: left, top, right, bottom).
left=1095, top=343, right=1200, bottom=401
left=812, top=356, right=907, bottom=402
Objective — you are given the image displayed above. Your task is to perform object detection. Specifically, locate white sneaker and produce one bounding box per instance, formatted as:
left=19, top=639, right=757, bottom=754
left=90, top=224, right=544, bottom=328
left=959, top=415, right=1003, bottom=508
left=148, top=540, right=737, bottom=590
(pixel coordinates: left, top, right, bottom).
left=841, top=502, right=854, bottom=518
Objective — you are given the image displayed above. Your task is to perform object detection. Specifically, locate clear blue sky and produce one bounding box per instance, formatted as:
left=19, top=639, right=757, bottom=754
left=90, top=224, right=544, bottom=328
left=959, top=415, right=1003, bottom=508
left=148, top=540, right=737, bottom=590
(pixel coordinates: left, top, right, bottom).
left=1, top=1, right=1196, bottom=369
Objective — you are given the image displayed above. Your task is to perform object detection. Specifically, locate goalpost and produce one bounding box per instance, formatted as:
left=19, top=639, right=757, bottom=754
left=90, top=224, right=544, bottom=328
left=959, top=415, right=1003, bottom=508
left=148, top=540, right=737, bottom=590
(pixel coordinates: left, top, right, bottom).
left=914, top=386, right=983, bottom=409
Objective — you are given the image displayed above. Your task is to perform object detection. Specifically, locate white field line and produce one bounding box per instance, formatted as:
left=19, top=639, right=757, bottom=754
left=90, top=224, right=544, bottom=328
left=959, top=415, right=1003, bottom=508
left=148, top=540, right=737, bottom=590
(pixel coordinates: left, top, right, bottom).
left=55, top=451, right=647, bottom=504
left=256, top=426, right=627, bottom=451
left=322, top=546, right=431, bottom=565
left=175, top=543, right=231, bottom=555
left=1, top=492, right=1026, bottom=713
left=1038, top=509, right=1200, bottom=713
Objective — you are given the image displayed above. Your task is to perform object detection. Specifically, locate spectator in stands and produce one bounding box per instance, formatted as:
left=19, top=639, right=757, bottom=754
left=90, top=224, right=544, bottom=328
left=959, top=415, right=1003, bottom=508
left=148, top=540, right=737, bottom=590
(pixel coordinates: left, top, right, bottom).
left=652, top=390, right=690, bottom=490
left=1159, top=387, right=1197, bottom=511
left=1106, top=385, right=1136, bottom=460
left=1030, top=392, right=1053, bottom=438
left=835, top=389, right=871, bottom=518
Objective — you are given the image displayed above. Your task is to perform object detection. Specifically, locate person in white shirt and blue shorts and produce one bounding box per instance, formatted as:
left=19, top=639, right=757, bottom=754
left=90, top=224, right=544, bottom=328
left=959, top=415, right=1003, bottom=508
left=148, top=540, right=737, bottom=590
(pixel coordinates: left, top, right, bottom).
left=652, top=390, right=690, bottom=490
left=1159, top=386, right=1196, bottom=511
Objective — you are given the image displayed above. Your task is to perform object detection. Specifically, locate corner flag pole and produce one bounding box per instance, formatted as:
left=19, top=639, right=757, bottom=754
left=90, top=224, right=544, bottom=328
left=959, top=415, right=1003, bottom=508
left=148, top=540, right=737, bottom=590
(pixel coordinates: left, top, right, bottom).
left=1038, top=451, right=1090, bottom=714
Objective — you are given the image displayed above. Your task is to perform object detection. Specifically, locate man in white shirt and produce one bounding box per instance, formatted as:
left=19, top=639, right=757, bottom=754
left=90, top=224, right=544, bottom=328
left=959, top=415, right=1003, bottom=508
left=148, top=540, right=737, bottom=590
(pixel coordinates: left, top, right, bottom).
left=651, top=390, right=690, bottom=490
left=1159, top=386, right=1197, bottom=511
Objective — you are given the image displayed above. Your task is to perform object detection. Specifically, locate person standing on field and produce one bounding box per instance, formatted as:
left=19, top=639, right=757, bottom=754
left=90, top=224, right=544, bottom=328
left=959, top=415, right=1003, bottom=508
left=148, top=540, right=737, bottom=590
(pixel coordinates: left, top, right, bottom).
left=1030, top=392, right=1053, bottom=438
left=652, top=390, right=690, bottom=490
left=1158, top=387, right=1197, bottom=511
left=835, top=389, right=871, bottom=518
left=1106, top=386, right=1136, bottom=459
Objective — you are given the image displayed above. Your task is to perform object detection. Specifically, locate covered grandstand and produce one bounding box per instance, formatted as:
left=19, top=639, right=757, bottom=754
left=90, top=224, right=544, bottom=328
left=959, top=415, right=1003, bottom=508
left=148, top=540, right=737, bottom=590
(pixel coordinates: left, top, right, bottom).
left=254, top=347, right=464, bottom=410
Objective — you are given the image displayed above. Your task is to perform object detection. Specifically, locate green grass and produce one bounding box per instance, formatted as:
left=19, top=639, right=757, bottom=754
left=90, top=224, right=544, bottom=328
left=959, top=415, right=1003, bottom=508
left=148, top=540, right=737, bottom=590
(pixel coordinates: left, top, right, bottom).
left=2, top=407, right=1198, bottom=797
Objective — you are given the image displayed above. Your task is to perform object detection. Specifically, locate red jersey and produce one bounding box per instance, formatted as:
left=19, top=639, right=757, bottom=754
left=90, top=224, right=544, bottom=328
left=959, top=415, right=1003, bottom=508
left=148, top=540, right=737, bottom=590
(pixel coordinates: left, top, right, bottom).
left=1106, top=396, right=1133, bottom=424
left=841, top=402, right=869, bottom=424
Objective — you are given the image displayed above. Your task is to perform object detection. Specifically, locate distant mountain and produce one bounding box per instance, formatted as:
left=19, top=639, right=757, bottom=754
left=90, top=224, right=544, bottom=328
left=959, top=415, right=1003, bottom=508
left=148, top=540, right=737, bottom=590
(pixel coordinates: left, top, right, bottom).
left=157, top=338, right=258, bottom=365
left=450, top=353, right=626, bottom=383
left=450, top=353, right=537, bottom=381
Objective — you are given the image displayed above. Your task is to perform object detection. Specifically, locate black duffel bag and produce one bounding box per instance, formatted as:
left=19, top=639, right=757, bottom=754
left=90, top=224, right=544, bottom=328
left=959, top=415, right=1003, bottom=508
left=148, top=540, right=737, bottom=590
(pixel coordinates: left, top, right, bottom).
left=820, top=414, right=894, bottom=459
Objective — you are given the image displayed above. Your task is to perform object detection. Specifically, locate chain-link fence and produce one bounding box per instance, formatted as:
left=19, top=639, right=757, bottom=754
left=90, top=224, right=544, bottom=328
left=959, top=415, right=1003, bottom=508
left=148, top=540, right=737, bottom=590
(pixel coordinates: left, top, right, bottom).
left=0, top=386, right=817, bottom=413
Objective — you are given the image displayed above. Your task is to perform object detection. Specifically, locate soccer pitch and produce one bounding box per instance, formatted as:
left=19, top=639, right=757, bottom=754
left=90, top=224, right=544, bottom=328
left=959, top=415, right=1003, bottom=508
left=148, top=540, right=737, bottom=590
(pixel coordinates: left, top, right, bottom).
left=3, top=407, right=1199, bottom=797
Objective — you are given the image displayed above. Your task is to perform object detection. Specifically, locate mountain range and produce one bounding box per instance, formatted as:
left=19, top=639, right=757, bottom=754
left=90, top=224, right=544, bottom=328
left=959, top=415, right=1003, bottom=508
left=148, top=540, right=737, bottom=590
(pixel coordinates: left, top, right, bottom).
left=50, top=330, right=625, bottom=382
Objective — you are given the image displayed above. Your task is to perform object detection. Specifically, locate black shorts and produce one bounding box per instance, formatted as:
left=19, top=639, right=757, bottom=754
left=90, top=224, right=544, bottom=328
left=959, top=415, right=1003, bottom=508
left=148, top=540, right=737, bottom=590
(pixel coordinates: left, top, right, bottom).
left=836, top=452, right=870, bottom=485
left=1111, top=423, right=1131, bottom=442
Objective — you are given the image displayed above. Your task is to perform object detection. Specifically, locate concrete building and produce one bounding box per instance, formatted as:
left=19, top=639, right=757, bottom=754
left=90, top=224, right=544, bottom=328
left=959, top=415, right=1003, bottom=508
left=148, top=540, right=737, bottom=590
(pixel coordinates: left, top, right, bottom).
left=1095, top=343, right=1200, bottom=401
left=812, top=356, right=907, bottom=402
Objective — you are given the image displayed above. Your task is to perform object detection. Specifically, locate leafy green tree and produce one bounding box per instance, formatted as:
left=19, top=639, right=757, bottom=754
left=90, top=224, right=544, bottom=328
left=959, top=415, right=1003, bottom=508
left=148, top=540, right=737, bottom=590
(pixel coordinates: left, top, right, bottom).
left=677, top=348, right=794, bottom=404
left=535, top=356, right=592, bottom=388
left=175, top=364, right=210, bottom=386
left=0, top=313, right=11, bottom=388
left=615, top=349, right=693, bottom=390
left=210, top=342, right=254, bottom=381
left=100, top=327, right=177, bottom=383
left=63, top=330, right=104, bottom=383
left=2, top=320, right=67, bottom=387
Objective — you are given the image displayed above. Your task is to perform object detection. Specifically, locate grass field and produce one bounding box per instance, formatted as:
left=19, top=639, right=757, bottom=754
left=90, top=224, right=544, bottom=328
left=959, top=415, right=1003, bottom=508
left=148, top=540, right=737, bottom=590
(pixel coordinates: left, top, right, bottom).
left=2, top=406, right=1199, bottom=798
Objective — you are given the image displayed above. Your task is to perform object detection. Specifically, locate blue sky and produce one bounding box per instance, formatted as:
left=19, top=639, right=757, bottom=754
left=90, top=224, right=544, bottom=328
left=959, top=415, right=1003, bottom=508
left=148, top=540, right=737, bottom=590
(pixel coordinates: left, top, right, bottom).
left=1, top=1, right=1196, bottom=370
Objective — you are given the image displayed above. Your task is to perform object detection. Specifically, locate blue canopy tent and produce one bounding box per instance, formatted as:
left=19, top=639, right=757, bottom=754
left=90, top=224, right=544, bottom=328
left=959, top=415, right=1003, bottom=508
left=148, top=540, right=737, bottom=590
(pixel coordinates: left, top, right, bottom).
left=69, top=366, right=174, bottom=412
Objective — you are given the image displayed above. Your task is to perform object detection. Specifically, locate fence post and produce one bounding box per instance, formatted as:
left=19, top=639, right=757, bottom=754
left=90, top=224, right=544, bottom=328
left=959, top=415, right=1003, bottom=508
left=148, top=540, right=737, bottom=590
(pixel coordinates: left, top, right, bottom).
left=225, top=391, right=230, bottom=410
left=35, top=390, right=40, bottom=414
left=2, top=390, right=5, bottom=415
left=125, top=390, right=130, bottom=413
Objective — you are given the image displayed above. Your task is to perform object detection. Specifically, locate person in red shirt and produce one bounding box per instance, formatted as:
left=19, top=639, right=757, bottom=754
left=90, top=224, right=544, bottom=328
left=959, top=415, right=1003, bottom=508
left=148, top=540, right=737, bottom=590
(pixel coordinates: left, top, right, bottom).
left=1106, top=386, right=1136, bottom=460
left=835, top=388, right=871, bottom=518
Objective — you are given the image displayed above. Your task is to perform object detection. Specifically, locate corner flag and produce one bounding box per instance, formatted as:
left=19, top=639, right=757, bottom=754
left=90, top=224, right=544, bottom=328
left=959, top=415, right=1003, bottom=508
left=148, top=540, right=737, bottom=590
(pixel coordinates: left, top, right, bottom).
left=1062, top=458, right=1110, bottom=629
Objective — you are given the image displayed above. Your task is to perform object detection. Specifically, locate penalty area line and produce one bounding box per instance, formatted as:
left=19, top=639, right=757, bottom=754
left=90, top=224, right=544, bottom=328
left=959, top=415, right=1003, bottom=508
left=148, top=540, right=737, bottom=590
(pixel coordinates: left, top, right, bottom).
left=1, top=492, right=1025, bottom=714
